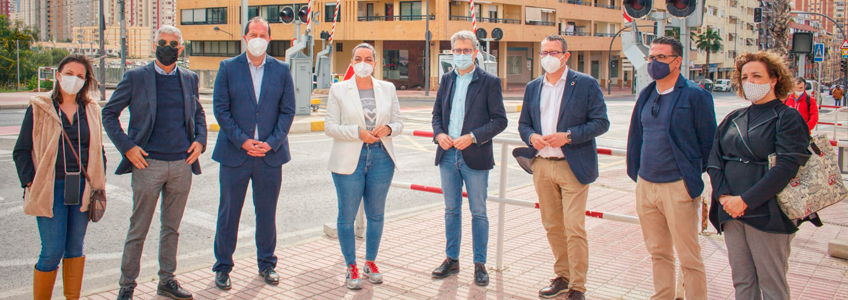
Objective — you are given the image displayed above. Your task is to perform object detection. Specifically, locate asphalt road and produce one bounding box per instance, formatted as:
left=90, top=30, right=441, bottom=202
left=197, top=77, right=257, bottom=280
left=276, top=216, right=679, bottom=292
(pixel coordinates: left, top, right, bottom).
left=0, top=91, right=837, bottom=298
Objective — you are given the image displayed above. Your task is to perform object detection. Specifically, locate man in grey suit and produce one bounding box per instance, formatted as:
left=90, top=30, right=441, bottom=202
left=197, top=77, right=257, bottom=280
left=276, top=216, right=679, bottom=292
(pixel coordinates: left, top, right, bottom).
left=102, top=25, right=206, bottom=300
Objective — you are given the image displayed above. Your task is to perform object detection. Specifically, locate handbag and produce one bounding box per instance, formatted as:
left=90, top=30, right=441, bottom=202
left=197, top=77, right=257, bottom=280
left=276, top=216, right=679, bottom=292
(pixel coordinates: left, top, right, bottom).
left=769, top=134, right=848, bottom=219
left=59, top=120, right=107, bottom=222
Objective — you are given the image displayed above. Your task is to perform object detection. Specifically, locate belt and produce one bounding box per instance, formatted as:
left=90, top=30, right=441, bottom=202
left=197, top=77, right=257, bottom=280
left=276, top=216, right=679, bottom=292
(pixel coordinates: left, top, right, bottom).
left=539, top=156, right=566, bottom=161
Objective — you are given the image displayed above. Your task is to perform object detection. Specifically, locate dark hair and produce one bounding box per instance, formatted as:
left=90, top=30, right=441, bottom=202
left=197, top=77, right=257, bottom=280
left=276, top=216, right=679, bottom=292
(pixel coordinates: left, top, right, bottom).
left=651, top=36, right=683, bottom=56
left=542, top=35, right=568, bottom=53
left=51, top=54, right=97, bottom=105
left=794, top=77, right=806, bottom=85
left=731, top=51, right=794, bottom=100
left=244, top=16, right=271, bottom=36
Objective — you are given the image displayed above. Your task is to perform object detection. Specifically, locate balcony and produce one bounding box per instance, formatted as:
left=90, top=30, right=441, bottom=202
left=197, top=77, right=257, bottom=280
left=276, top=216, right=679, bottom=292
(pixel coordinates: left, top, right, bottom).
left=560, top=0, right=591, bottom=6
left=594, top=3, right=620, bottom=10
left=448, top=16, right=520, bottom=24
left=594, top=32, right=615, bottom=37
left=528, top=21, right=556, bottom=26
left=357, top=15, right=434, bottom=21
left=561, top=31, right=591, bottom=37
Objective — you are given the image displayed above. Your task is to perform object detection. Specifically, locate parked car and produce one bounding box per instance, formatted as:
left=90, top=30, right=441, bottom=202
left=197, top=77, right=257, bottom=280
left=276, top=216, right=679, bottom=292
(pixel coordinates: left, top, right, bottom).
left=695, top=78, right=713, bottom=91
left=805, top=80, right=823, bottom=105
left=714, top=79, right=733, bottom=92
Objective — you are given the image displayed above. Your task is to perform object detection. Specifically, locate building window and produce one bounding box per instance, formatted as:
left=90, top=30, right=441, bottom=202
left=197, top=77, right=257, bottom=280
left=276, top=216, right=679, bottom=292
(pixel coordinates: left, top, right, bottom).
left=181, top=7, right=226, bottom=25
left=325, top=4, right=341, bottom=22
left=189, top=41, right=240, bottom=57
left=268, top=41, right=289, bottom=57
left=399, top=1, right=422, bottom=20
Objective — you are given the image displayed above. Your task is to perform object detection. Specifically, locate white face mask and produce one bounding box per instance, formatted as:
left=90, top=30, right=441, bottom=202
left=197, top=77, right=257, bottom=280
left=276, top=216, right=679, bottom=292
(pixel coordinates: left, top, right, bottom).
left=794, top=90, right=804, bottom=97
left=541, top=54, right=565, bottom=74
left=246, top=38, right=269, bottom=57
left=353, top=62, right=374, bottom=78
left=58, top=74, right=85, bottom=95
left=742, top=82, right=772, bottom=102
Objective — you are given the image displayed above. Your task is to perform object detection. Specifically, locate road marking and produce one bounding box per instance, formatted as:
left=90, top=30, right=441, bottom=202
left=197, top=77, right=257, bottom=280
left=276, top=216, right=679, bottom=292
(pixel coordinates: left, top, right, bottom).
left=400, top=134, right=432, bottom=152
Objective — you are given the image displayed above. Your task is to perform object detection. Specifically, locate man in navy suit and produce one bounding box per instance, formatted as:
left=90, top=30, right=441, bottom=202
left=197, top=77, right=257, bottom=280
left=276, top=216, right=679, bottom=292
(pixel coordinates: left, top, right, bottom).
left=103, top=25, right=205, bottom=300
left=211, top=17, right=295, bottom=290
left=518, top=35, right=609, bottom=300
left=430, top=31, right=507, bottom=286
left=625, top=36, right=713, bottom=300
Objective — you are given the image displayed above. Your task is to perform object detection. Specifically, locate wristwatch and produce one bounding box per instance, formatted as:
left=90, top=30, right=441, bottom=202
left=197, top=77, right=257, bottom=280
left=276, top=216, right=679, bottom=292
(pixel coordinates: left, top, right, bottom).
left=565, top=130, right=572, bottom=142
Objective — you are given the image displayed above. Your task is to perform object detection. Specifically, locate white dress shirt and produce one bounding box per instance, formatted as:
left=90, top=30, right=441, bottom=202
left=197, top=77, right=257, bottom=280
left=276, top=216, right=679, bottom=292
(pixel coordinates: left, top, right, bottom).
left=248, top=56, right=266, bottom=140
left=537, top=67, right=569, bottom=158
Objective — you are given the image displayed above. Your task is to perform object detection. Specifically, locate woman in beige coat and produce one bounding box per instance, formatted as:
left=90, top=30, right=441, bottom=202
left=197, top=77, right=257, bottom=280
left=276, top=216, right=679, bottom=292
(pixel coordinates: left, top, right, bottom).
left=13, top=54, right=106, bottom=300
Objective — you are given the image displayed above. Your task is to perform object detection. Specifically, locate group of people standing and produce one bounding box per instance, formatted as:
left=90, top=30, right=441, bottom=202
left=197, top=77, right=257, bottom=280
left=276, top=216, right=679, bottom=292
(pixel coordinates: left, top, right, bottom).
left=14, top=14, right=815, bottom=300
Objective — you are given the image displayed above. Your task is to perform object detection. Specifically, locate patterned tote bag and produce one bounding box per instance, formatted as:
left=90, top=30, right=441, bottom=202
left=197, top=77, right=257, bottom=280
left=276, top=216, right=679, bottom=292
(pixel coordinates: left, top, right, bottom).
left=769, top=134, right=848, bottom=219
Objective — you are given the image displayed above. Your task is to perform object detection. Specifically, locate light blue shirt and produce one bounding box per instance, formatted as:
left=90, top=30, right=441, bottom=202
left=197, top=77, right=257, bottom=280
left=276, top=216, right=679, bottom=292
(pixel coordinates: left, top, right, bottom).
left=248, top=57, right=266, bottom=139
left=153, top=63, right=178, bottom=76
left=448, top=69, right=474, bottom=139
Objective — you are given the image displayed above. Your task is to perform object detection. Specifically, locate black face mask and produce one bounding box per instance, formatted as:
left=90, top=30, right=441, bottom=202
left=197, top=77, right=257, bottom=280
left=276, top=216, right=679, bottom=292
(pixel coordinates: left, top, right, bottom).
left=156, top=46, right=180, bottom=66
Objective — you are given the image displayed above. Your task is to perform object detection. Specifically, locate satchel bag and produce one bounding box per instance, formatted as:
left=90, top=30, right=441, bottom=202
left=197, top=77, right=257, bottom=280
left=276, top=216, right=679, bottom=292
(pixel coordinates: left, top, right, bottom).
left=769, top=134, right=848, bottom=219
left=59, top=123, right=107, bottom=222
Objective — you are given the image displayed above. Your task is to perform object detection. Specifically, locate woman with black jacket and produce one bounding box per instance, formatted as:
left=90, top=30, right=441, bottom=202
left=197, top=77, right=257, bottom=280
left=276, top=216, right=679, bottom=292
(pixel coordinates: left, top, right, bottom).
left=707, top=51, right=811, bottom=300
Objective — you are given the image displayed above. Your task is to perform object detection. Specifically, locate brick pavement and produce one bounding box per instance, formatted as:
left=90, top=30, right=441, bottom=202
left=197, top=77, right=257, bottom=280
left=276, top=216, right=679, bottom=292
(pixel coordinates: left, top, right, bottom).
left=83, top=169, right=848, bottom=300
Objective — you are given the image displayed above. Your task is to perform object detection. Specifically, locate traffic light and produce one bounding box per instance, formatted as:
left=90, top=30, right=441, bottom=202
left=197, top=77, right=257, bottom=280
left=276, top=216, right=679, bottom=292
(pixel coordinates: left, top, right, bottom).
left=279, top=6, right=294, bottom=24
left=297, top=6, right=309, bottom=23
left=624, top=0, right=653, bottom=19
left=754, top=8, right=763, bottom=23
left=666, top=0, right=698, bottom=18
left=841, top=60, right=847, bottom=73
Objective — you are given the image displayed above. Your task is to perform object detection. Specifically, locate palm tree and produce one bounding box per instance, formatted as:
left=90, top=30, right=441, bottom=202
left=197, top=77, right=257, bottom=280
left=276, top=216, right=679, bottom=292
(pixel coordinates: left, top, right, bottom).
left=695, top=28, right=723, bottom=83
left=771, top=0, right=792, bottom=57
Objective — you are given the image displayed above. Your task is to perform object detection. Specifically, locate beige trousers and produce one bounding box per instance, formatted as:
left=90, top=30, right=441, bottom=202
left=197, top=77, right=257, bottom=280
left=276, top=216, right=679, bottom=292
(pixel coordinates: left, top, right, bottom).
left=532, top=158, right=589, bottom=293
left=635, top=177, right=707, bottom=300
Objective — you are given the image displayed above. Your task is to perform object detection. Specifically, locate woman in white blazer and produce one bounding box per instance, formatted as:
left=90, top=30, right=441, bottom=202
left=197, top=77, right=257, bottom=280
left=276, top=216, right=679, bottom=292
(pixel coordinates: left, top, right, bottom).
left=324, top=43, right=403, bottom=290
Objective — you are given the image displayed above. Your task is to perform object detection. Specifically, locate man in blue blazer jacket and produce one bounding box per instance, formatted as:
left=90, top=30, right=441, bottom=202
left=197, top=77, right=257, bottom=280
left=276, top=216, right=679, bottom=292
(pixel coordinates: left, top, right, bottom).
left=102, top=26, right=204, bottom=299
left=429, top=31, right=507, bottom=287
left=625, top=37, right=714, bottom=300
left=211, top=17, right=296, bottom=290
left=517, top=35, right=609, bottom=300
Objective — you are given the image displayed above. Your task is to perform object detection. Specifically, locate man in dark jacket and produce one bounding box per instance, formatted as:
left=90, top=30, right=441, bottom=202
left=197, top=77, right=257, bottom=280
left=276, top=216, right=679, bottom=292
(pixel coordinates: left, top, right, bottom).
left=625, top=36, right=715, bottom=300
left=518, top=35, right=609, bottom=300
left=430, top=30, right=507, bottom=287
left=103, top=25, right=205, bottom=300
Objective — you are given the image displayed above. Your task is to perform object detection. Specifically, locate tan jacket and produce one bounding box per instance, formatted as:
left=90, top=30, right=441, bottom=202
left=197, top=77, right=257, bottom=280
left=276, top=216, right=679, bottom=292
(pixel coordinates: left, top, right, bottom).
left=25, top=95, right=106, bottom=218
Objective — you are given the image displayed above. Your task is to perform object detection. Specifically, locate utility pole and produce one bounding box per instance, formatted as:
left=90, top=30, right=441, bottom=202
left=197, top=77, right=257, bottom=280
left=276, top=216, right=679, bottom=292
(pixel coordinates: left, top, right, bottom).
left=99, top=0, right=106, bottom=101
left=424, top=0, right=430, bottom=96
left=16, top=40, right=20, bottom=91
left=241, top=0, right=248, bottom=52
left=681, top=18, right=690, bottom=78
left=120, top=0, right=127, bottom=73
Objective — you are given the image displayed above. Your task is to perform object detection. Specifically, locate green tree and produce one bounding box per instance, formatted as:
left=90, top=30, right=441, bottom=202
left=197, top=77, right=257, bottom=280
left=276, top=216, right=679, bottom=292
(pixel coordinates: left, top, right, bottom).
left=0, top=15, right=40, bottom=89
left=49, top=48, right=70, bottom=65
left=695, top=28, right=723, bottom=83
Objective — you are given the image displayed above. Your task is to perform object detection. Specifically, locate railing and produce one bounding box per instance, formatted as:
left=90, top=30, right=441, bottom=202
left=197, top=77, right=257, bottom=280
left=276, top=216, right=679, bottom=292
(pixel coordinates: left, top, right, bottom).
left=528, top=21, right=556, bottom=26
left=448, top=15, right=521, bottom=24
left=595, top=3, right=620, bottom=9
left=561, top=31, right=592, bottom=36
left=357, top=15, right=435, bottom=21
left=594, top=32, right=615, bottom=37
left=180, top=20, right=227, bottom=25
left=561, top=0, right=593, bottom=6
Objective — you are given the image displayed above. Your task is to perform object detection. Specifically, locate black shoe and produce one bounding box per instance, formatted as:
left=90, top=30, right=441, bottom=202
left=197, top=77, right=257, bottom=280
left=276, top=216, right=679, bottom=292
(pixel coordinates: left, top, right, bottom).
left=116, top=287, right=133, bottom=300
left=539, top=277, right=570, bottom=298
left=473, top=263, right=489, bottom=286
left=567, top=290, right=585, bottom=300
left=157, top=279, right=193, bottom=300
left=260, top=267, right=279, bottom=285
left=431, top=258, right=459, bottom=279
left=215, top=271, right=231, bottom=290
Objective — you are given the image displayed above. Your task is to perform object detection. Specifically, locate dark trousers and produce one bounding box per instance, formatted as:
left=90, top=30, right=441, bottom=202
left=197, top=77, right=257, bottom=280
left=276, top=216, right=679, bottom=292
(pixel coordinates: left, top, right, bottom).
left=213, top=157, right=282, bottom=273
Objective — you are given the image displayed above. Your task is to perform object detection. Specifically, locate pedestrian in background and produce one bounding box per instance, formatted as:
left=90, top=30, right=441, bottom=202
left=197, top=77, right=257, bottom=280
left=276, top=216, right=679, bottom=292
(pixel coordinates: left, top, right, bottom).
left=430, top=30, right=507, bottom=287
left=708, top=51, right=810, bottom=300
left=626, top=36, right=714, bottom=300
left=519, top=34, right=610, bottom=300
left=325, top=43, right=403, bottom=290
left=103, top=25, right=205, bottom=300
left=14, top=54, right=106, bottom=300
left=211, top=16, right=296, bottom=291
left=784, top=77, right=819, bottom=132
left=832, top=85, right=843, bottom=106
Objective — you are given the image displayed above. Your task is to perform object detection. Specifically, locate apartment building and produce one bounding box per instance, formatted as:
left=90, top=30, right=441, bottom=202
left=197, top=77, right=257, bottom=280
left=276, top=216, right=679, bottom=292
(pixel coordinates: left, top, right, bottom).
left=177, top=0, right=627, bottom=90
left=73, top=24, right=153, bottom=58
left=686, top=0, right=760, bottom=81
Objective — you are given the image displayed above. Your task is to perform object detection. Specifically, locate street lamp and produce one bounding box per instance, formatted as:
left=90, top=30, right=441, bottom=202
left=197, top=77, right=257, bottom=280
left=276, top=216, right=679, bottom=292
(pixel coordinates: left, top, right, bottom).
left=214, top=27, right=234, bottom=38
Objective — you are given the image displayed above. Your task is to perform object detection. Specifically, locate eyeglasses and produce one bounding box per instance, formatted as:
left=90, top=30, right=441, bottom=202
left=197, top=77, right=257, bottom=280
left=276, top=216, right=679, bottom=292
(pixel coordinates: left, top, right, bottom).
left=647, top=54, right=678, bottom=62
left=157, top=39, right=180, bottom=48
left=451, top=48, right=474, bottom=55
left=539, top=51, right=563, bottom=57
left=651, top=94, right=662, bottom=117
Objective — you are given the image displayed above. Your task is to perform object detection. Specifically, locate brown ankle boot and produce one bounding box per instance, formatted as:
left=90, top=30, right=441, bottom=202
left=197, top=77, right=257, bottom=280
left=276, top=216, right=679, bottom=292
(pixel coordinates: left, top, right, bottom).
left=33, top=267, right=58, bottom=300
left=62, top=256, right=85, bottom=300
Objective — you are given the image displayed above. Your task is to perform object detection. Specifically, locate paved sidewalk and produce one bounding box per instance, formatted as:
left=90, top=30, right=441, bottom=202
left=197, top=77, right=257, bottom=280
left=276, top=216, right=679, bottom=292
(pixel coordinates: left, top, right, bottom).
left=83, top=170, right=848, bottom=300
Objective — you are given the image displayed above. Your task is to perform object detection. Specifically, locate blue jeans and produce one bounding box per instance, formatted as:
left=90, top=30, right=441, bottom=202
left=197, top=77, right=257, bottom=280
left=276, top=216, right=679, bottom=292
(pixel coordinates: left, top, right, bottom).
left=35, top=179, right=88, bottom=272
left=439, top=148, right=489, bottom=264
left=332, top=142, right=395, bottom=266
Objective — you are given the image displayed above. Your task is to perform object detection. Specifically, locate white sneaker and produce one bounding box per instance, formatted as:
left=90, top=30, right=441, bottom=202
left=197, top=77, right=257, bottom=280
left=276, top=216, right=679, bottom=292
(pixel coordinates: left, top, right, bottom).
left=345, top=264, right=362, bottom=290
left=363, top=261, right=383, bottom=284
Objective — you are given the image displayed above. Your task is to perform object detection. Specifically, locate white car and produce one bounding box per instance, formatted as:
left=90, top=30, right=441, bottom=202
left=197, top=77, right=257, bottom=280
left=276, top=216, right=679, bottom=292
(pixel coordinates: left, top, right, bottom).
left=805, top=80, right=822, bottom=105
left=714, top=79, right=733, bottom=92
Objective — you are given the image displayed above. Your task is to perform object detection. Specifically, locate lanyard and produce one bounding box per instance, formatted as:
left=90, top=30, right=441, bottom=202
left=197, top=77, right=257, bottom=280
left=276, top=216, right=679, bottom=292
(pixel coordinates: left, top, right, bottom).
left=58, top=106, right=82, bottom=175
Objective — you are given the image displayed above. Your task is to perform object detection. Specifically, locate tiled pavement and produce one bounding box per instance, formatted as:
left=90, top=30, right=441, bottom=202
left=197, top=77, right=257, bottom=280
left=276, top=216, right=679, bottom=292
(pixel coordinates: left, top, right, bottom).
left=84, top=169, right=848, bottom=300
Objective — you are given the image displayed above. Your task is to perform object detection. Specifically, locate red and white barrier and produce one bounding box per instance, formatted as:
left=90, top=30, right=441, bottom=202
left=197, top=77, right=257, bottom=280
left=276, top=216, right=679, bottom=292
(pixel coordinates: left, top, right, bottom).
left=406, top=131, right=627, bottom=157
